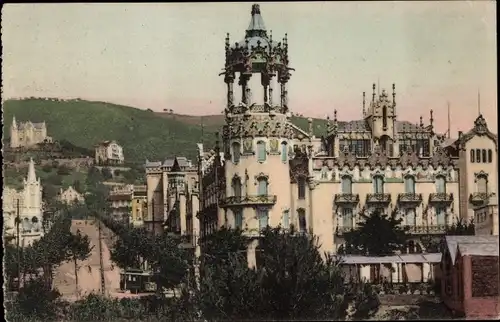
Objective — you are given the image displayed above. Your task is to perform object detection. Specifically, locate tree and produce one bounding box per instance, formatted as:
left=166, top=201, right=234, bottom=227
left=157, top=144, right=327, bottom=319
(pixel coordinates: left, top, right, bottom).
left=101, top=167, right=113, bottom=180
left=447, top=218, right=475, bottom=235
left=57, top=164, right=71, bottom=176
left=42, top=163, right=53, bottom=173
left=47, top=173, right=63, bottom=186
left=65, top=229, right=93, bottom=297
left=341, top=209, right=410, bottom=256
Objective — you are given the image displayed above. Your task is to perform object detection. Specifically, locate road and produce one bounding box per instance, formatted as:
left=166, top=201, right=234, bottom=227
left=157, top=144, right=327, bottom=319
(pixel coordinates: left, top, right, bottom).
left=52, top=219, right=122, bottom=300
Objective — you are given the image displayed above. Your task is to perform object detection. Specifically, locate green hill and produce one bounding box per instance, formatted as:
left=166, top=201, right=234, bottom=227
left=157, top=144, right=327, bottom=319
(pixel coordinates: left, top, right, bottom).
left=3, top=98, right=330, bottom=162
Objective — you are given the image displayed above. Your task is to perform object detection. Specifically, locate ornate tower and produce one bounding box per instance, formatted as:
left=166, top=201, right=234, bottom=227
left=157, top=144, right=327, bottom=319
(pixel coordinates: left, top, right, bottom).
left=220, top=4, right=295, bottom=249
left=364, top=83, right=397, bottom=156
left=23, top=158, right=43, bottom=224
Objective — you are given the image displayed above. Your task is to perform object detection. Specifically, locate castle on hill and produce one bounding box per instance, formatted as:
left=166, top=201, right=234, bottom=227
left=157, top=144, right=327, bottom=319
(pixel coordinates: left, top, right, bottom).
left=10, top=116, right=53, bottom=148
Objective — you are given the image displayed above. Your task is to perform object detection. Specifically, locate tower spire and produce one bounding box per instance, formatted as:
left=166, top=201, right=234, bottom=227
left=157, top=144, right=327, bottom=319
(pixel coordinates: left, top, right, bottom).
left=477, top=89, right=481, bottom=116
left=27, top=158, right=37, bottom=182
left=246, top=4, right=267, bottom=37
left=447, top=101, right=451, bottom=139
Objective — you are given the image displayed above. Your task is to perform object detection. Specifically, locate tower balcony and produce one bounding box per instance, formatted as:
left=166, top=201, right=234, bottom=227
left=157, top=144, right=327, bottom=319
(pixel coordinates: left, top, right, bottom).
left=334, top=193, right=360, bottom=205
left=405, top=225, right=448, bottom=235
left=397, top=193, right=423, bottom=204
left=366, top=193, right=391, bottom=205
left=469, top=192, right=489, bottom=206
left=428, top=193, right=453, bottom=204
left=221, top=195, right=277, bottom=208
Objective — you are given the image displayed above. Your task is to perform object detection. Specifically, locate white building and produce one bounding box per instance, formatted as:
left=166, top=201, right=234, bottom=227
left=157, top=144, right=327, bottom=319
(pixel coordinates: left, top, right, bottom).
left=58, top=186, right=85, bottom=205
left=3, top=158, right=44, bottom=246
left=95, top=140, right=125, bottom=165
left=10, top=116, right=53, bottom=148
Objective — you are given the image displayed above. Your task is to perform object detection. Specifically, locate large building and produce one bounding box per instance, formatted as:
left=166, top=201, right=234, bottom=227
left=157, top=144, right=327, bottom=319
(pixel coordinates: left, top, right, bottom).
left=2, top=158, right=44, bottom=246
left=10, top=116, right=52, bottom=148
left=95, top=140, right=125, bottom=165
left=196, top=4, right=498, bottom=265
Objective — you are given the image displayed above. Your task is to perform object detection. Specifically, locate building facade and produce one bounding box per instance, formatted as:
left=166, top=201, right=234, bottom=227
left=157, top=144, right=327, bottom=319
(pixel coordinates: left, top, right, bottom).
left=196, top=4, right=499, bottom=264
left=145, top=157, right=200, bottom=244
left=131, top=185, right=147, bottom=227
left=58, top=186, right=85, bottom=205
left=2, top=158, right=44, bottom=246
left=107, top=184, right=146, bottom=224
left=441, top=236, right=499, bottom=318
left=95, top=140, right=125, bottom=165
left=10, top=116, right=52, bottom=148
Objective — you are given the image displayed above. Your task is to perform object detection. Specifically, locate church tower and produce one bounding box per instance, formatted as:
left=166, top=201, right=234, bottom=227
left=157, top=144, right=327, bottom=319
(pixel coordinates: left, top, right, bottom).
left=364, top=83, right=397, bottom=156
left=221, top=4, right=294, bottom=262
left=22, top=158, right=43, bottom=228
left=10, top=116, right=20, bottom=148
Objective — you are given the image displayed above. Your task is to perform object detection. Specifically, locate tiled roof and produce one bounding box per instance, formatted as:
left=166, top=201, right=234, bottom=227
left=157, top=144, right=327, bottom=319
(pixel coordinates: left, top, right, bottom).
left=445, top=235, right=498, bottom=263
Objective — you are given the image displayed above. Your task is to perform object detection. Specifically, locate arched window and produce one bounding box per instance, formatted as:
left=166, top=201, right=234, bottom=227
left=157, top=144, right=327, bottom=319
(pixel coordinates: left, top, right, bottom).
left=435, top=175, right=446, bottom=193
left=341, top=176, right=352, bottom=194
left=257, top=141, right=267, bottom=162
left=470, top=150, right=475, bottom=163
left=281, top=142, right=288, bottom=162
left=298, top=177, right=306, bottom=199
left=342, top=208, right=353, bottom=229
left=482, top=149, right=487, bottom=164
left=22, top=217, right=31, bottom=231
left=232, top=177, right=242, bottom=198
left=476, top=175, right=488, bottom=194
left=258, top=208, right=269, bottom=230
left=234, top=209, right=243, bottom=229
left=257, top=178, right=268, bottom=196
left=404, top=176, right=416, bottom=193
left=488, top=149, right=493, bottom=163
left=298, top=208, right=307, bottom=233
left=476, top=149, right=481, bottom=162
left=373, top=175, right=384, bottom=194
left=282, top=210, right=290, bottom=229
left=232, top=142, right=241, bottom=163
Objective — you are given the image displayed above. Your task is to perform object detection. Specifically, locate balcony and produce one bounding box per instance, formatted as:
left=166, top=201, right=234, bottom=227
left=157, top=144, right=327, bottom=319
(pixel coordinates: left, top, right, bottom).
left=397, top=193, right=423, bottom=204
left=469, top=192, right=489, bottom=207
left=335, top=226, right=355, bottom=236
left=428, top=193, right=453, bottom=204
left=335, top=193, right=360, bottom=205
left=405, top=225, right=448, bottom=235
left=366, top=193, right=391, bottom=204
left=221, top=195, right=277, bottom=208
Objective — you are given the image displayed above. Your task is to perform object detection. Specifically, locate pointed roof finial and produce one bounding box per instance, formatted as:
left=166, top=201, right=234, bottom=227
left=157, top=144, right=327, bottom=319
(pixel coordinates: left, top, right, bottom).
left=362, top=92, right=366, bottom=116
left=27, top=158, right=37, bottom=182
left=430, top=110, right=434, bottom=128
left=420, top=116, right=423, bottom=128
left=372, top=83, right=376, bottom=102
left=334, top=109, right=337, bottom=123
left=246, top=4, right=267, bottom=37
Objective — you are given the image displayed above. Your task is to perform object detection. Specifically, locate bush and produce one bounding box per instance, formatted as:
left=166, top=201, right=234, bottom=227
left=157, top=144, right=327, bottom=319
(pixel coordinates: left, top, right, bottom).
left=46, top=174, right=63, bottom=186
left=57, top=165, right=71, bottom=176
left=101, top=167, right=113, bottom=180
left=52, top=160, right=59, bottom=169
left=42, top=164, right=53, bottom=173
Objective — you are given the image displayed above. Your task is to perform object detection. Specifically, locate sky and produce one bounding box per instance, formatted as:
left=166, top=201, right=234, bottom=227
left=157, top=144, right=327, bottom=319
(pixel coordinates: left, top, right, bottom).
left=2, top=1, right=497, bottom=135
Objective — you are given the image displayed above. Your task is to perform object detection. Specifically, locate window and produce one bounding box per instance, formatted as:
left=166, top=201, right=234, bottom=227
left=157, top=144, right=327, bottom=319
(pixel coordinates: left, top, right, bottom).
left=373, top=176, right=384, bottom=193
left=482, top=149, right=487, bottom=164
left=435, top=176, right=446, bottom=193
left=476, top=149, right=481, bottom=162
left=406, top=208, right=416, bottom=226
left=399, top=139, right=430, bottom=157
left=257, top=141, right=267, bottom=162
left=232, top=178, right=242, bottom=197
left=341, top=176, right=352, bottom=194
left=488, top=149, right=492, bottom=163
left=234, top=210, right=243, bottom=229
left=257, top=178, right=268, bottom=196
left=338, top=139, right=371, bottom=157
left=470, top=150, right=475, bottom=163
left=232, top=142, right=241, bottom=163
left=298, top=209, right=307, bottom=233
left=404, top=176, right=415, bottom=193
left=476, top=175, right=487, bottom=194
left=382, top=106, right=388, bottom=129
left=342, top=208, right=353, bottom=229
left=282, top=210, right=290, bottom=229
left=298, top=177, right=306, bottom=199
left=436, top=207, right=446, bottom=225
left=258, top=208, right=269, bottom=230
left=281, top=142, right=288, bottom=162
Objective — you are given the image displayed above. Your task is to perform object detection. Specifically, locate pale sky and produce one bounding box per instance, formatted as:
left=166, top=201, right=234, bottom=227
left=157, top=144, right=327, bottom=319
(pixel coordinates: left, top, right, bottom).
left=2, top=2, right=497, bottom=134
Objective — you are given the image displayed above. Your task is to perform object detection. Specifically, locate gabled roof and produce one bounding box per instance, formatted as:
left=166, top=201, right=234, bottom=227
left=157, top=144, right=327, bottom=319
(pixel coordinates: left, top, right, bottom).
left=453, top=115, right=498, bottom=148
left=445, top=235, right=498, bottom=264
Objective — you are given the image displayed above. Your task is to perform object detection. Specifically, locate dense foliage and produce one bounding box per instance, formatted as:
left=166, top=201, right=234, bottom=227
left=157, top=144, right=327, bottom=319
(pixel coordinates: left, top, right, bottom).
left=340, top=209, right=410, bottom=256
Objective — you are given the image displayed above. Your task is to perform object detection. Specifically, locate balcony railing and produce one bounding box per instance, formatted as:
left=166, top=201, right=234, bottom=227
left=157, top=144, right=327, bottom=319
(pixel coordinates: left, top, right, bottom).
left=221, top=195, right=277, bottom=207
left=405, top=225, right=448, bottom=235
left=335, top=226, right=355, bottom=236
left=397, top=193, right=423, bottom=204
left=469, top=192, right=489, bottom=206
left=428, top=193, right=453, bottom=204
left=366, top=193, right=391, bottom=204
left=335, top=193, right=360, bottom=204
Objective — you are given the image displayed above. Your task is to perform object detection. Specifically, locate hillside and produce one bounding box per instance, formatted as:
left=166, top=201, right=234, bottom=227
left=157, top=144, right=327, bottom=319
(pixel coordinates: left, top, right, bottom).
left=3, top=98, right=329, bottom=162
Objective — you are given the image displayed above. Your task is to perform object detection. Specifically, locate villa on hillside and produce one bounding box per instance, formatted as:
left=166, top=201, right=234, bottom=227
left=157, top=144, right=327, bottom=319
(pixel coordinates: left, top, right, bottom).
left=95, top=140, right=125, bottom=165
left=58, top=186, right=85, bottom=205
